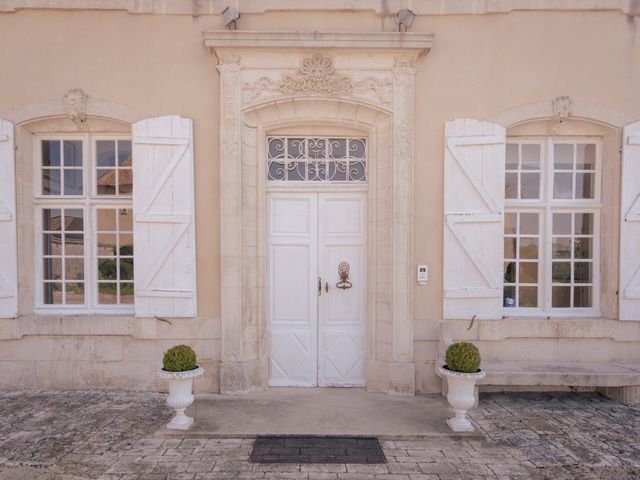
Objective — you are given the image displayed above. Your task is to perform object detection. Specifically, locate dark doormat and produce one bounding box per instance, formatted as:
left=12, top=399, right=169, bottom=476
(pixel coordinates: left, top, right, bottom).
left=249, top=436, right=386, bottom=464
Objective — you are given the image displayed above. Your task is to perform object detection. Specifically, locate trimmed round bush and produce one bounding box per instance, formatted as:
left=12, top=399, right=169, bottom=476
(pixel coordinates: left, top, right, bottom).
left=445, top=342, right=481, bottom=373
left=162, top=344, right=197, bottom=372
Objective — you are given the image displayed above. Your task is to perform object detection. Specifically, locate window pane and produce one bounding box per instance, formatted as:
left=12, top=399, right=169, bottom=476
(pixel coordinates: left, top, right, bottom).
left=43, top=233, right=62, bottom=256
left=520, top=213, right=539, bottom=235
left=519, top=238, right=538, bottom=259
left=65, top=283, right=84, bottom=305
left=65, top=258, right=84, bottom=281
left=519, top=262, right=538, bottom=283
left=120, top=283, right=134, bottom=305
left=506, top=144, right=518, bottom=169
left=97, top=168, right=116, bottom=195
left=574, top=286, right=592, bottom=308
left=119, top=234, right=134, bottom=255
left=97, top=209, right=116, bottom=231
left=552, top=286, right=571, bottom=307
left=575, top=213, right=594, bottom=235
left=118, top=140, right=132, bottom=166
left=43, top=258, right=62, bottom=280
left=98, top=258, right=117, bottom=280
left=64, top=210, right=84, bottom=231
left=504, top=262, right=516, bottom=283
left=63, top=141, right=83, bottom=166
left=64, top=234, right=84, bottom=256
left=119, top=209, right=133, bottom=231
left=98, top=283, right=117, bottom=304
left=576, top=144, right=595, bottom=170
left=574, top=238, right=592, bottom=259
left=553, top=213, right=572, bottom=235
left=520, top=173, right=540, bottom=199
left=43, top=282, right=63, bottom=305
left=552, top=262, right=571, bottom=283
left=118, top=169, right=133, bottom=195
left=552, top=238, right=572, bottom=259
left=505, top=172, right=518, bottom=199
left=554, top=144, right=574, bottom=169
left=42, top=169, right=61, bottom=195
left=64, top=169, right=83, bottom=195
left=521, top=144, right=540, bottom=170
left=504, top=212, right=517, bottom=234
left=553, top=172, right=573, bottom=199
left=42, top=140, right=61, bottom=166
left=97, top=235, right=117, bottom=256
left=504, top=238, right=516, bottom=259
left=574, top=262, right=592, bottom=283
left=96, top=140, right=116, bottom=167
left=575, top=172, right=594, bottom=199
left=43, top=209, right=62, bottom=231
left=503, top=286, right=516, bottom=307
left=120, top=259, right=134, bottom=280
left=519, top=287, right=537, bottom=308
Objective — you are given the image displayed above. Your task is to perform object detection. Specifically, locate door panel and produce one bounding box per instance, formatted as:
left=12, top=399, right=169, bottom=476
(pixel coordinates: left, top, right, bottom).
left=268, top=194, right=318, bottom=386
left=318, top=194, right=366, bottom=386
left=268, top=192, right=365, bottom=387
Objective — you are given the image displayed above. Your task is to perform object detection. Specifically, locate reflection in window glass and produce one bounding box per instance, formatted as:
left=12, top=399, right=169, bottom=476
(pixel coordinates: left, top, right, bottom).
left=96, top=208, right=134, bottom=305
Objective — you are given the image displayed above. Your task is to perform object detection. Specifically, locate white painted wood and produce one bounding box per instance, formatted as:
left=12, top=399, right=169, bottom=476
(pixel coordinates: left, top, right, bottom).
left=268, top=193, right=319, bottom=386
left=619, top=121, right=640, bottom=320
left=443, top=118, right=506, bottom=319
left=132, top=116, right=197, bottom=317
left=0, top=118, right=17, bottom=318
left=318, top=193, right=366, bottom=386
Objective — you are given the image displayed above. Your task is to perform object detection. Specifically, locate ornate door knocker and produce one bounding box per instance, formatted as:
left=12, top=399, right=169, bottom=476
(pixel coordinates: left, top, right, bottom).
left=336, top=261, right=352, bottom=290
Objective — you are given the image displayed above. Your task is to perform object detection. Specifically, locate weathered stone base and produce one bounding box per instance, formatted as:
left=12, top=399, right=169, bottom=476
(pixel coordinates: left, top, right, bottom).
left=598, top=386, right=640, bottom=406
left=220, top=359, right=267, bottom=394
left=365, top=360, right=415, bottom=395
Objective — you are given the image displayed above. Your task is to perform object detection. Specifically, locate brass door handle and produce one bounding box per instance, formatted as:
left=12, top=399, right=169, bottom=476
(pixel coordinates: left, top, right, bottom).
left=325, top=282, right=329, bottom=293
left=318, top=277, right=322, bottom=296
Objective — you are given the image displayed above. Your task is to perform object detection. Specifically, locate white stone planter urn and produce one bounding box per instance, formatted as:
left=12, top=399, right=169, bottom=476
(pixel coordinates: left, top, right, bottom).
left=438, top=366, right=485, bottom=432
left=157, top=367, right=204, bottom=430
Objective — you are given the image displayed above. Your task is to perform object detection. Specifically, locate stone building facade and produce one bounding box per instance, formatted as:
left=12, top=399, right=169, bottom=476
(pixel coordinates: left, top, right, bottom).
left=0, top=0, right=639, bottom=404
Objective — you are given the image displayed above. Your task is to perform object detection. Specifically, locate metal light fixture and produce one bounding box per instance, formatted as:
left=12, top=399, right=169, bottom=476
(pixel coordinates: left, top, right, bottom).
left=395, top=8, right=415, bottom=32
left=222, top=6, right=240, bottom=29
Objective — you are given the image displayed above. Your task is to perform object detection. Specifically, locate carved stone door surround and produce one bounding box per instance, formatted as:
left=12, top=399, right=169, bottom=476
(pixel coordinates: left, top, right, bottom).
left=204, top=31, right=433, bottom=394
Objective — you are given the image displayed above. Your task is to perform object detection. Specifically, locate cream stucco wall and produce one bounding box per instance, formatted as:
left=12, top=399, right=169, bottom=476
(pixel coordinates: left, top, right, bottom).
left=0, top=7, right=639, bottom=392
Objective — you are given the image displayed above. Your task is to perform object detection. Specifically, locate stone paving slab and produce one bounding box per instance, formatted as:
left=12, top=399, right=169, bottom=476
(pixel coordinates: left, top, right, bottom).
left=0, top=391, right=639, bottom=479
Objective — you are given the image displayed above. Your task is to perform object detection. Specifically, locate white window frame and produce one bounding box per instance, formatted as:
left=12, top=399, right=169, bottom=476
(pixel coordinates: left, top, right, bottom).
left=504, top=136, right=602, bottom=318
left=33, top=133, right=134, bottom=314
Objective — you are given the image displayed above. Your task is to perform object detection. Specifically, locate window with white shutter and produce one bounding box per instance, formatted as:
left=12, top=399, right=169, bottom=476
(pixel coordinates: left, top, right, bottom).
left=132, top=116, right=197, bottom=318
left=443, top=118, right=506, bottom=319
left=619, top=121, right=640, bottom=320
left=0, top=118, right=18, bottom=318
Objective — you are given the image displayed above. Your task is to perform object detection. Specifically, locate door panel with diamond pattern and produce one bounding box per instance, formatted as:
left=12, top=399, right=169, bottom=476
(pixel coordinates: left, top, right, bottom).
left=268, top=192, right=365, bottom=387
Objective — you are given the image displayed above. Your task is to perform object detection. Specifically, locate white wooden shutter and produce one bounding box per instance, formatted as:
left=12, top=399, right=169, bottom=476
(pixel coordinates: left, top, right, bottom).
left=619, top=121, right=640, bottom=320
left=0, top=118, right=18, bottom=318
left=443, top=118, right=506, bottom=319
left=132, top=116, right=197, bottom=317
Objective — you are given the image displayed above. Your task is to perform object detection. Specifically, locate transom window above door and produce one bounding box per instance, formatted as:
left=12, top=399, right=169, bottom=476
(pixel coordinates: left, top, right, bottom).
left=267, top=137, right=367, bottom=182
left=503, top=137, right=601, bottom=316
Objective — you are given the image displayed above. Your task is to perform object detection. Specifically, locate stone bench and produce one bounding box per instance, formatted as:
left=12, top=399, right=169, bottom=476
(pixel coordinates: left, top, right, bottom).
left=437, top=324, right=640, bottom=406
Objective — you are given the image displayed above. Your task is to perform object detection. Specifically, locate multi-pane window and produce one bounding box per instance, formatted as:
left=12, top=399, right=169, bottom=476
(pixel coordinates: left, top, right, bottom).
left=503, top=138, right=600, bottom=315
left=35, top=135, right=134, bottom=312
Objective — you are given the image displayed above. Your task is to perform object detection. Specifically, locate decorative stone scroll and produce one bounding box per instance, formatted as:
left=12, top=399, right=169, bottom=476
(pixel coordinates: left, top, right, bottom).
left=63, top=89, right=88, bottom=126
left=242, top=54, right=393, bottom=109
left=549, top=95, right=573, bottom=133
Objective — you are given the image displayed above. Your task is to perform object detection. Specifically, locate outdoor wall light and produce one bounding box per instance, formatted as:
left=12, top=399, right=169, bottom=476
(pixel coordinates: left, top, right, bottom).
left=395, top=8, right=415, bottom=32
left=223, top=6, right=241, bottom=29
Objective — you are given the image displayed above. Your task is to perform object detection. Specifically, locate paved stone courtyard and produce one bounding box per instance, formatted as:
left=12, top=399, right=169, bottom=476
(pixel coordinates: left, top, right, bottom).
left=0, top=391, right=639, bottom=480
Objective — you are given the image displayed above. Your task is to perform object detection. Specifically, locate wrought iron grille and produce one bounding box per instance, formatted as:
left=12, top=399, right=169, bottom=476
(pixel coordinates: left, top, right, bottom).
left=267, top=137, right=367, bottom=182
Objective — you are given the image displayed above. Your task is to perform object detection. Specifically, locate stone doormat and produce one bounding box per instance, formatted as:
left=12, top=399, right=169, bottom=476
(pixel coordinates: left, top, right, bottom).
left=249, top=436, right=386, bottom=463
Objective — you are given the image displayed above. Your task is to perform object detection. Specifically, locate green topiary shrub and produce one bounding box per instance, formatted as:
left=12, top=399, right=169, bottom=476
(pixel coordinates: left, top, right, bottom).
left=445, top=342, right=481, bottom=373
left=162, top=344, right=197, bottom=372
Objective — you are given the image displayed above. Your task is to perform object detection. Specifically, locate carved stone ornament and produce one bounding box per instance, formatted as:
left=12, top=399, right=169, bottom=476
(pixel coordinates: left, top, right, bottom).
left=63, top=89, right=88, bottom=125
left=552, top=96, right=572, bottom=123
left=281, top=54, right=353, bottom=93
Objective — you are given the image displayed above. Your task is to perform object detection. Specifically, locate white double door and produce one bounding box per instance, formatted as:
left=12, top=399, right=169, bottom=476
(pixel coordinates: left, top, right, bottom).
left=268, top=191, right=366, bottom=387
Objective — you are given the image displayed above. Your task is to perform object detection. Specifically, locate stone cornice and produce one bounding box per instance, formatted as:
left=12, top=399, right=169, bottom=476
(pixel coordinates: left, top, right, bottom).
left=203, top=31, right=434, bottom=56
left=3, top=0, right=637, bottom=15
